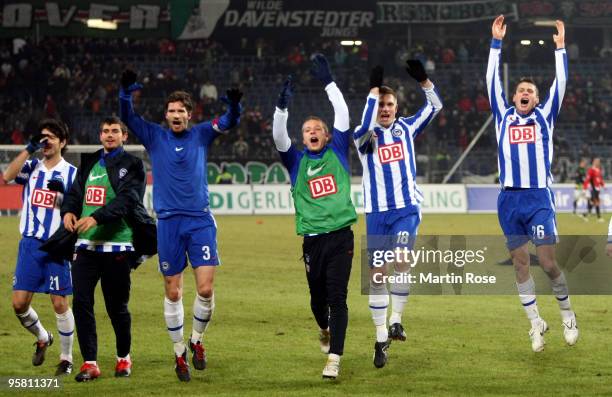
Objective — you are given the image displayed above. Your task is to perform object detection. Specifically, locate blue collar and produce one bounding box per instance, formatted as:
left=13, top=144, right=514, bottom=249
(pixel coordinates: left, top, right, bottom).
left=99, top=146, right=124, bottom=167
left=304, top=145, right=328, bottom=159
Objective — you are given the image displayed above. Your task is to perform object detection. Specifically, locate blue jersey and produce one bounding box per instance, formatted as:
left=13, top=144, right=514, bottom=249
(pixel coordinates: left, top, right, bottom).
left=120, top=94, right=240, bottom=218
left=487, top=38, right=567, bottom=188
left=353, top=86, right=442, bottom=213
left=16, top=158, right=77, bottom=240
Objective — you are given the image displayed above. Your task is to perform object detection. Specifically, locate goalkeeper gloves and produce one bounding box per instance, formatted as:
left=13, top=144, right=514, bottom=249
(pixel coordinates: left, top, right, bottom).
left=46, top=176, right=65, bottom=193
left=277, top=75, right=294, bottom=110
left=309, top=53, right=333, bottom=86
left=405, top=59, right=428, bottom=83
left=370, top=65, right=384, bottom=89
left=26, top=134, right=47, bottom=154
left=220, top=88, right=243, bottom=115
left=120, top=69, right=143, bottom=94
left=224, top=88, right=243, bottom=105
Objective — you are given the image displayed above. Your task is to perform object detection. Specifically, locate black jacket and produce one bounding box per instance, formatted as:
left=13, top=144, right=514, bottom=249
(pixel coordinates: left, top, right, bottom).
left=41, top=148, right=157, bottom=260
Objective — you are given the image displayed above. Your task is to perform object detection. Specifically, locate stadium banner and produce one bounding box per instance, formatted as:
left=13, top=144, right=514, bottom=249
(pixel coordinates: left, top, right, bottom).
left=466, top=184, right=612, bottom=213
left=142, top=184, right=466, bottom=215
left=359, top=235, right=612, bottom=295
left=173, top=0, right=376, bottom=39
left=376, top=0, right=518, bottom=24
left=0, top=1, right=172, bottom=38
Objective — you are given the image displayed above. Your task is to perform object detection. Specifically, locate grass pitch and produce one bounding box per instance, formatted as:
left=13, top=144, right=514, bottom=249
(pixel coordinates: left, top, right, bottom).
left=0, top=214, right=611, bottom=396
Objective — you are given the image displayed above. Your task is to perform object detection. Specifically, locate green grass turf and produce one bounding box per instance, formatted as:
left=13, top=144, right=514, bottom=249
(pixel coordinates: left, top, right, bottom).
left=0, top=214, right=610, bottom=396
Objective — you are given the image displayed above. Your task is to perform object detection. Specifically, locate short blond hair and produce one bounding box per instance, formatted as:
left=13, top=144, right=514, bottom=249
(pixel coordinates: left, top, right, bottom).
left=301, top=116, right=329, bottom=134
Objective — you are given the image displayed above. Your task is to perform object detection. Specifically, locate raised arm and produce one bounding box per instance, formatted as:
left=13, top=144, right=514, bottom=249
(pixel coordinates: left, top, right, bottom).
left=486, top=15, right=509, bottom=123
left=309, top=53, right=350, bottom=133
left=3, top=133, right=49, bottom=183
left=118, top=69, right=157, bottom=147
left=273, top=76, right=293, bottom=153
left=272, top=76, right=300, bottom=183
left=401, top=60, right=443, bottom=138
left=540, top=20, right=568, bottom=124
left=196, top=88, right=243, bottom=146
left=213, top=88, right=243, bottom=132
left=354, top=66, right=382, bottom=153
left=326, top=83, right=350, bottom=132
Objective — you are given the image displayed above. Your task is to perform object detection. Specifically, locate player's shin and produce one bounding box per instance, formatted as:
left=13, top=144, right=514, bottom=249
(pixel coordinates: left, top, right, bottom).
left=56, top=308, right=74, bottom=362
left=389, top=270, right=410, bottom=325
left=191, top=293, right=214, bottom=343
left=369, top=282, right=389, bottom=342
left=550, top=272, right=574, bottom=321
left=164, top=297, right=186, bottom=355
left=516, top=276, right=541, bottom=327
left=17, top=306, right=49, bottom=341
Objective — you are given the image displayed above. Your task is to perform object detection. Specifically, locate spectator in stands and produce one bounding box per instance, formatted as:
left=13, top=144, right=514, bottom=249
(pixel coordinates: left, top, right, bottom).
left=334, top=45, right=348, bottom=66
left=424, top=57, right=435, bottom=75
left=11, top=123, right=24, bottom=144
left=457, top=91, right=474, bottom=113
left=457, top=42, right=469, bottom=63
left=232, top=136, right=249, bottom=159
left=567, top=42, right=579, bottom=60
left=1, top=60, right=12, bottom=77
left=441, top=46, right=456, bottom=64
left=474, top=93, right=490, bottom=113
left=199, top=80, right=218, bottom=101
left=215, top=166, right=233, bottom=184
left=288, top=46, right=304, bottom=66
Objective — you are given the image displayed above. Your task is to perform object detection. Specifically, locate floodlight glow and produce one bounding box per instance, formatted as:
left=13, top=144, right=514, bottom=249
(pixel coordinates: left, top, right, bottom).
left=534, top=20, right=557, bottom=27
left=86, top=19, right=118, bottom=30
left=520, top=40, right=531, bottom=46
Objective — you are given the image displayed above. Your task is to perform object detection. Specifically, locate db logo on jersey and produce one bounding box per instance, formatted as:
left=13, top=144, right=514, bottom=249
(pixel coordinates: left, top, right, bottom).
left=31, top=189, right=57, bottom=209
left=308, top=174, right=337, bottom=199
left=378, top=142, right=404, bottom=164
left=509, top=125, right=536, bottom=144
left=85, top=186, right=106, bottom=206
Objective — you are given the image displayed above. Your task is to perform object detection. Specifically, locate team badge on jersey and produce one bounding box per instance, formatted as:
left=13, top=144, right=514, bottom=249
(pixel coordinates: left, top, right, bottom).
left=31, top=189, right=58, bottom=209
left=392, top=128, right=403, bottom=137
left=509, top=124, right=536, bottom=144
left=85, top=186, right=106, bottom=206
left=308, top=174, right=337, bottom=199
left=378, top=142, right=405, bottom=164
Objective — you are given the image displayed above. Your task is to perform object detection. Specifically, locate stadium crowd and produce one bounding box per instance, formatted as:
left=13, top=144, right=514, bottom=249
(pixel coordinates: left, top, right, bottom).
left=1, top=36, right=610, bottom=181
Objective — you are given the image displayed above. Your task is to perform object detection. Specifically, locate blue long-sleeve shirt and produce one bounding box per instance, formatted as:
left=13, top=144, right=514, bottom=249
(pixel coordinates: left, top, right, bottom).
left=119, top=93, right=240, bottom=218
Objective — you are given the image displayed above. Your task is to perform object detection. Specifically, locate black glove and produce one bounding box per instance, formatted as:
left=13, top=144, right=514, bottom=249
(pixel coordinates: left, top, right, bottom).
left=120, top=69, right=143, bottom=94
left=46, top=177, right=65, bottom=194
left=309, top=53, right=333, bottom=86
left=370, top=65, right=384, bottom=88
left=222, top=88, right=243, bottom=106
left=277, top=75, right=294, bottom=109
left=26, top=134, right=47, bottom=154
left=405, top=59, right=428, bottom=83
